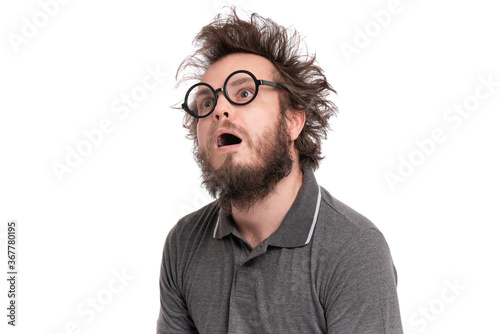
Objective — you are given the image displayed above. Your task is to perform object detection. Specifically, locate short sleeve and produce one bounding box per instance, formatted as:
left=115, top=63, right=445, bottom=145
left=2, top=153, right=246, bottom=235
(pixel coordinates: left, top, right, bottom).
left=323, top=228, right=403, bottom=334
left=157, top=227, right=199, bottom=334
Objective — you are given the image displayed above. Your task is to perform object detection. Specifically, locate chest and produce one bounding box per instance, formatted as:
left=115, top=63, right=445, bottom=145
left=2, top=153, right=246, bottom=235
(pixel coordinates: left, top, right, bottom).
left=181, top=237, right=326, bottom=333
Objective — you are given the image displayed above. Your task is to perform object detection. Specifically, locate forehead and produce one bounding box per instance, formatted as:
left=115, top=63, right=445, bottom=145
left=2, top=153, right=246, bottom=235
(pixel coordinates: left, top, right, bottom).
left=201, top=53, right=276, bottom=86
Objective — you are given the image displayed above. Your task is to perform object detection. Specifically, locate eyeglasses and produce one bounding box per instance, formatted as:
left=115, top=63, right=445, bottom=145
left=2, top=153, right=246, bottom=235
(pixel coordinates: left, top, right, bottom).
left=181, top=70, right=284, bottom=118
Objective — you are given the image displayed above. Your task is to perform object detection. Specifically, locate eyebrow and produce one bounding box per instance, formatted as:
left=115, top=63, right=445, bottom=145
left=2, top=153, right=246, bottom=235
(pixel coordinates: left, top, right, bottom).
left=229, top=77, right=252, bottom=87
left=195, top=87, right=212, bottom=98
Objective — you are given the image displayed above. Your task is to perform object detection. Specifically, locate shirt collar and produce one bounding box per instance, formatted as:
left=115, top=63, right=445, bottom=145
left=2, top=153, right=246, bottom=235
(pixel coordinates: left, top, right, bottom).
left=213, top=167, right=322, bottom=248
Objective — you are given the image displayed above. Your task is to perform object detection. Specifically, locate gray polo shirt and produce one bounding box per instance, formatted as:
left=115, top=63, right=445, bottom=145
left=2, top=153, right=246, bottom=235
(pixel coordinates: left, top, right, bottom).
left=157, top=168, right=403, bottom=333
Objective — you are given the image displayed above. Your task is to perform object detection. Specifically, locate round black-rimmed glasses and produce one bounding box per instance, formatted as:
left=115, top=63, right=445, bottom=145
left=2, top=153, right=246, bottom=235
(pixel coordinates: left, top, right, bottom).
left=181, top=70, right=283, bottom=118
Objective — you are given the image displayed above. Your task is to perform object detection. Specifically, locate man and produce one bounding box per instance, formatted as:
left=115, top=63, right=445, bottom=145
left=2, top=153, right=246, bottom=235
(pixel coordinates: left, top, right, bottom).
left=157, top=11, right=403, bottom=334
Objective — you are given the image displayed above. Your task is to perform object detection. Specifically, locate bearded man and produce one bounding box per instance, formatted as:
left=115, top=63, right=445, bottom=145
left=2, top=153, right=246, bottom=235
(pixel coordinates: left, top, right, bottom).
left=157, top=11, right=403, bottom=334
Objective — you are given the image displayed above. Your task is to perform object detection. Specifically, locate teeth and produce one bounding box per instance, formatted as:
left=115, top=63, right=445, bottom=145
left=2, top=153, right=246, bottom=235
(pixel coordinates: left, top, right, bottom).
left=217, top=137, right=222, bottom=147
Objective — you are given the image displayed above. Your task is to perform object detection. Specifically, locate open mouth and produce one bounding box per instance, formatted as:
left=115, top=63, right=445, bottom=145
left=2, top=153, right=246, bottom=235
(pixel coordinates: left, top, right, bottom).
left=217, top=133, right=242, bottom=147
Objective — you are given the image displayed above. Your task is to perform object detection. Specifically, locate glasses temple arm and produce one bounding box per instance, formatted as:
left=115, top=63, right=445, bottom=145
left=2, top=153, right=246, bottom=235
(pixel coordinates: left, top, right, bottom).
left=259, top=80, right=283, bottom=89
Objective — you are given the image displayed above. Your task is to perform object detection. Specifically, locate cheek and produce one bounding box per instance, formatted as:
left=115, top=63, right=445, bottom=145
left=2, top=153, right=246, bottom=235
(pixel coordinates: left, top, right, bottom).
left=196, top=121, right=209, bottom=148
left=247, top=108, right=281, bottom=137
left=243, top=98, right=280, bottom=128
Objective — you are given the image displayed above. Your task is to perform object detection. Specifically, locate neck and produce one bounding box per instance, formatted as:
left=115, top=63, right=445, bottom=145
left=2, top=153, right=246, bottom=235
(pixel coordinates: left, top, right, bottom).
left=231, top=163, right=304, bottom=248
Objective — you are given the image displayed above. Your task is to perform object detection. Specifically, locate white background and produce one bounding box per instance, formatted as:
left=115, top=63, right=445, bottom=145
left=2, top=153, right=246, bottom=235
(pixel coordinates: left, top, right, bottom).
left=1, top=0, right=499, bottom=333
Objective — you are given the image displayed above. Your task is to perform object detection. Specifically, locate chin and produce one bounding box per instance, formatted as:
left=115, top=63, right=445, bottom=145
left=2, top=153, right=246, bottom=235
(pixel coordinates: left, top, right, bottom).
left=214, top=153, right=260, bottom=171
left=210, top=152, right=234, bottom=170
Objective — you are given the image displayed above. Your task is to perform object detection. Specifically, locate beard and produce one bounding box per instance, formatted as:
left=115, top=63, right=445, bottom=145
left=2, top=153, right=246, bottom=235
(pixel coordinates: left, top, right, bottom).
left=194, top=115, right=294, bottom=215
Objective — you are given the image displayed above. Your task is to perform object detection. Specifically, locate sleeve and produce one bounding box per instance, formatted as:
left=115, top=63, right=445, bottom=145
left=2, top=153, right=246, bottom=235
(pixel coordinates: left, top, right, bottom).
left=157, top=227, right=199, bottom=334
left=323, top=228, right=404, bottom=334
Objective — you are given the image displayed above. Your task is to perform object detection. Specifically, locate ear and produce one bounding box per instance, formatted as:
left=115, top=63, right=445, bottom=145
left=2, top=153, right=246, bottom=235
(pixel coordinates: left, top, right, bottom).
left=286, top=108, right=306, bottom=141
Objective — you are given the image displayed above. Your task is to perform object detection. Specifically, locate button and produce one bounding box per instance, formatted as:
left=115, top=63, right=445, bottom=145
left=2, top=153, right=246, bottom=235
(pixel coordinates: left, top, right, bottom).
left=245, top=260, right=254, bottom=267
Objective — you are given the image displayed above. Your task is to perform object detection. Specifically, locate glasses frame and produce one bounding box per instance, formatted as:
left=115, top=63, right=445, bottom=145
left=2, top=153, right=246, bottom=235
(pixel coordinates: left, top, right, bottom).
left=181, top=70, right=284, bottom=119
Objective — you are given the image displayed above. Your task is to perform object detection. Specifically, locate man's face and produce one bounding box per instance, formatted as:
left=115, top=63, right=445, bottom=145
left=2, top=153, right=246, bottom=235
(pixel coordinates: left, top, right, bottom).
left=196, top=53, right=283, bottom=170
left=193, top=53, right=295, bottom=213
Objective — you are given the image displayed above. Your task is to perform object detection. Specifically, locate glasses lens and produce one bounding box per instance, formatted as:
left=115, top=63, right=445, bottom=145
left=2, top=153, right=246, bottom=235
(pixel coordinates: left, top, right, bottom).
left=226, top=72, right=257, bottom=105
left=187, top=84, right=215, bottom=117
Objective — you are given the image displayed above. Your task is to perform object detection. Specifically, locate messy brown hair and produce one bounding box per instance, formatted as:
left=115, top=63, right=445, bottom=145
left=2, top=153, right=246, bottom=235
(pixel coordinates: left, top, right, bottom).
left=176, top=10, right=338, bottom=170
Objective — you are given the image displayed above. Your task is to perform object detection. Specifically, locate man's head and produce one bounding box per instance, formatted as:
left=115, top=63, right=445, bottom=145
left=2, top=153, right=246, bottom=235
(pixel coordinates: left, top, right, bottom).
left=177, top=10, right=338, bottom=170
left=177, top=11, right=337, bottom=212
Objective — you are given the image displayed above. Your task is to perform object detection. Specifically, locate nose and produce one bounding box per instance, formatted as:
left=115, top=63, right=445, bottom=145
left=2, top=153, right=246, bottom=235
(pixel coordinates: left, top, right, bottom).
left=212, top=89, right=233, bottom=121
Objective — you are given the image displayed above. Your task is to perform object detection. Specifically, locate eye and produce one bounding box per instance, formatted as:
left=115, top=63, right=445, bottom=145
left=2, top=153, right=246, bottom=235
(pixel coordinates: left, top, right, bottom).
left=238, top=89, right=254, bottom=99
left=198, top=98, right=214, bottom=111
left=203, top=100, right=213, bottom=108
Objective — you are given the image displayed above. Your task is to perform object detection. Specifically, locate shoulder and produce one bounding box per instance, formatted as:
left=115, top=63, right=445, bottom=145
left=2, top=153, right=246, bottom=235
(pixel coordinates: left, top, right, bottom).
left=313, top=187, right=391, bottom=258
left=312, top=188, right=399, bottom=299
left=319, top=187, right=377, bottom=230
left=164, top=201, right=220, bottom=251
